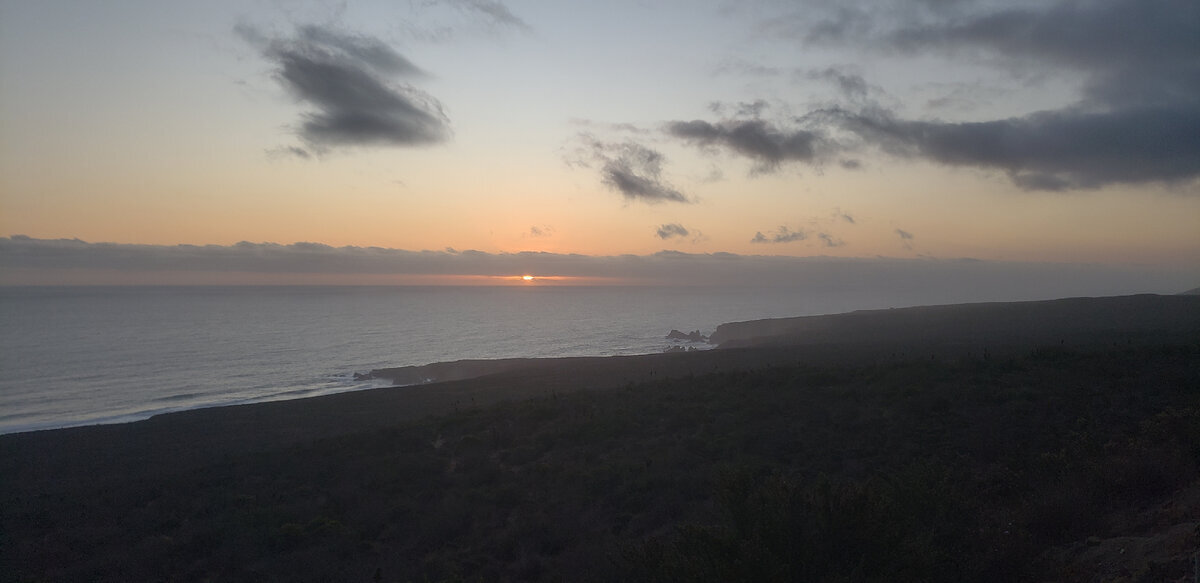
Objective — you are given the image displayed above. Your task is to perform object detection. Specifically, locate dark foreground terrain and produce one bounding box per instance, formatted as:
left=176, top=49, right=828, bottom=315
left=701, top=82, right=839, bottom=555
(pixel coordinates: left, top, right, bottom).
left=3, top=295, right=1199, bottom=582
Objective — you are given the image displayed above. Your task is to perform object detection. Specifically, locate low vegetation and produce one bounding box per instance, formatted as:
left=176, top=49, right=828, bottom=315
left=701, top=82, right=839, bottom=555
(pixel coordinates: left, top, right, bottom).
left=4, top=344, right=1199, bottom=582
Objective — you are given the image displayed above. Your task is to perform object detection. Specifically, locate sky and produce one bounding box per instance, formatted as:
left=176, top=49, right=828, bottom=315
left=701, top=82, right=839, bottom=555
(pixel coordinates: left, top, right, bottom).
left=1, top=0, right=1197, bottom=290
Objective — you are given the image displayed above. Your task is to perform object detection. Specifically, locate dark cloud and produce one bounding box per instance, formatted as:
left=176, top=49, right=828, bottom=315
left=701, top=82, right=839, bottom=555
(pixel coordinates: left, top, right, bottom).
left=884, top=0, right=1196, bottom=92
left=237, top=23, right=450, bottom=152
left=603, top=156, right=689, bottom=203
left=2, top=236, right=1193, bottom=296
left=818, top=233, right=846, bottom=248
left=570, top=135, right=690, bottom=204
left=837, top=211, right=856, bottom=224
left=761, top=0, right=1200, bottom=192
left=896, top=228, right=915, bottom=250
left=751, top=226, right=807, bottom=244
left=528, top=226, right=553, bottom=237
left=656, top=223, right=690, bottom=240
left=841, top=106, right=1200, bottom=190
left=659, top=109, right=834, bottom=179
left=665, top=118, right=828, bottom=174
left=293, top=25, right=425, bottom=76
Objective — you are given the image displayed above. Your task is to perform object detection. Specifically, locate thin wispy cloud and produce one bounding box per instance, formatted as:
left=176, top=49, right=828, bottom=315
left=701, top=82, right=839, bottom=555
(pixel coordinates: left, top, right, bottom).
left=267, top=146, right=312, bottom=160
left=896, top=228, right=915, bottom=250
left=568, top=119, right=651, bottom=135
left=712, top=58, right=783, bottom=78
left=804, top=66, right=872, bottom=102
left=406, top=0, right=533, bottom=40
left=438, top=0, right=532, bottom=33
left=921, top=81, right=1001, bottom=114
left=237, top=23, right=450, bottom=155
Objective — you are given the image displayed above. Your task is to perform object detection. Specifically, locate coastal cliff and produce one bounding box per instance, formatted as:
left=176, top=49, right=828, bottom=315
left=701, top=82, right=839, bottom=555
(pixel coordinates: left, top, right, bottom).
left=710, top=293, right=1200, bottom=348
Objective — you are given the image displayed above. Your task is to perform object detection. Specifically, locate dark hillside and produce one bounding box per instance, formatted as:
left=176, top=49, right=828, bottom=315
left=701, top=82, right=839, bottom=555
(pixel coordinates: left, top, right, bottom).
left=710, top=294, right=1200, bottom=349
left=4, top=343, right=1199, bottom=582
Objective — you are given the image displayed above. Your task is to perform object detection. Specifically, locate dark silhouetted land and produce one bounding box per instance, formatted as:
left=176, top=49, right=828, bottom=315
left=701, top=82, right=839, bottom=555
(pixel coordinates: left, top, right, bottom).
left=2, top=294, right=1199, bottom=581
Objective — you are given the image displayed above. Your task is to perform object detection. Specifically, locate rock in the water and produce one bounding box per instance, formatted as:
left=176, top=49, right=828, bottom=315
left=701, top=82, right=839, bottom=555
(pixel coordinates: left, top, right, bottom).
left=666, top=329, right=708, bottom=342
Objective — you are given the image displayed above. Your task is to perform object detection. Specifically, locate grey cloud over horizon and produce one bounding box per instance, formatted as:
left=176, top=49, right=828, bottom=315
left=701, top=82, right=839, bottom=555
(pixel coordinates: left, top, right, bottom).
left=2, top=236, right=1192, bottom=301
left=656, top=224, right=690, bottom=240
left=818, top=233, right=845, bottom=248
left=751, top=226, right=807, bottom=244
left=706, top=0, right=1200, bottom=192
left=237, top=23, right=450, bottom=153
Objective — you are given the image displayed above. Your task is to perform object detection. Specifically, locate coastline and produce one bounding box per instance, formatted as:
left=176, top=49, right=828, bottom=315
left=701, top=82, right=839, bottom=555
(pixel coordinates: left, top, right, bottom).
left=4, top=293, right=1196, bottom=453
left=11, top=288, right=1195, bottom=437
left=6, top=293, right=1198, bottom=441
left=3, top=293, right=1199, bottom=581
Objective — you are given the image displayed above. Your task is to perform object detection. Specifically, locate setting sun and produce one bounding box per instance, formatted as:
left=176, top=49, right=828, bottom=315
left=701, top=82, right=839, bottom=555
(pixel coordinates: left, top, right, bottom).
left=522, top=275, right=534, bottom=281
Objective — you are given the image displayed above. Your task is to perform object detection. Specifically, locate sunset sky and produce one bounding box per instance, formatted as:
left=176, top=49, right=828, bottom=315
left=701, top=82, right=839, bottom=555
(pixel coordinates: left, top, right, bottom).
left=1, top=0, right=1197, bottom=288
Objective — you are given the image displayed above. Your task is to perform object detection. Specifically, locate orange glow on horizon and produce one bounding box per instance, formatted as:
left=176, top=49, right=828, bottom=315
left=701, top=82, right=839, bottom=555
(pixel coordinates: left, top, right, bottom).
left=498, top=274, right=597, bottom=285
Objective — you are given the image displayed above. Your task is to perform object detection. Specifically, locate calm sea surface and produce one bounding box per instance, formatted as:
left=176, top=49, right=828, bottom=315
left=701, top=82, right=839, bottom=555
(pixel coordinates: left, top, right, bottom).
left=0, top=285, right=921, bottom=434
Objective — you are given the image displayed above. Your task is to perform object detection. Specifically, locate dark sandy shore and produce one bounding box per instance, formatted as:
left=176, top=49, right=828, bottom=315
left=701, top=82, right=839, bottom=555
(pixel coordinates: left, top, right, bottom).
left=2, top=293, right=1198, bottom=581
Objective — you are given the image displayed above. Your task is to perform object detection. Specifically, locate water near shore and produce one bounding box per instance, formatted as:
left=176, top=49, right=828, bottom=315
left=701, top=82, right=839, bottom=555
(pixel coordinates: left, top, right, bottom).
left=0, top=285, right=915, bottom=434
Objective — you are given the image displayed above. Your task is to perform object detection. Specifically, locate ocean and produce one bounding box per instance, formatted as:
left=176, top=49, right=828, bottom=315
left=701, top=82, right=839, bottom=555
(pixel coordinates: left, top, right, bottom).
left=0, top=285, right=919, bottom=435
